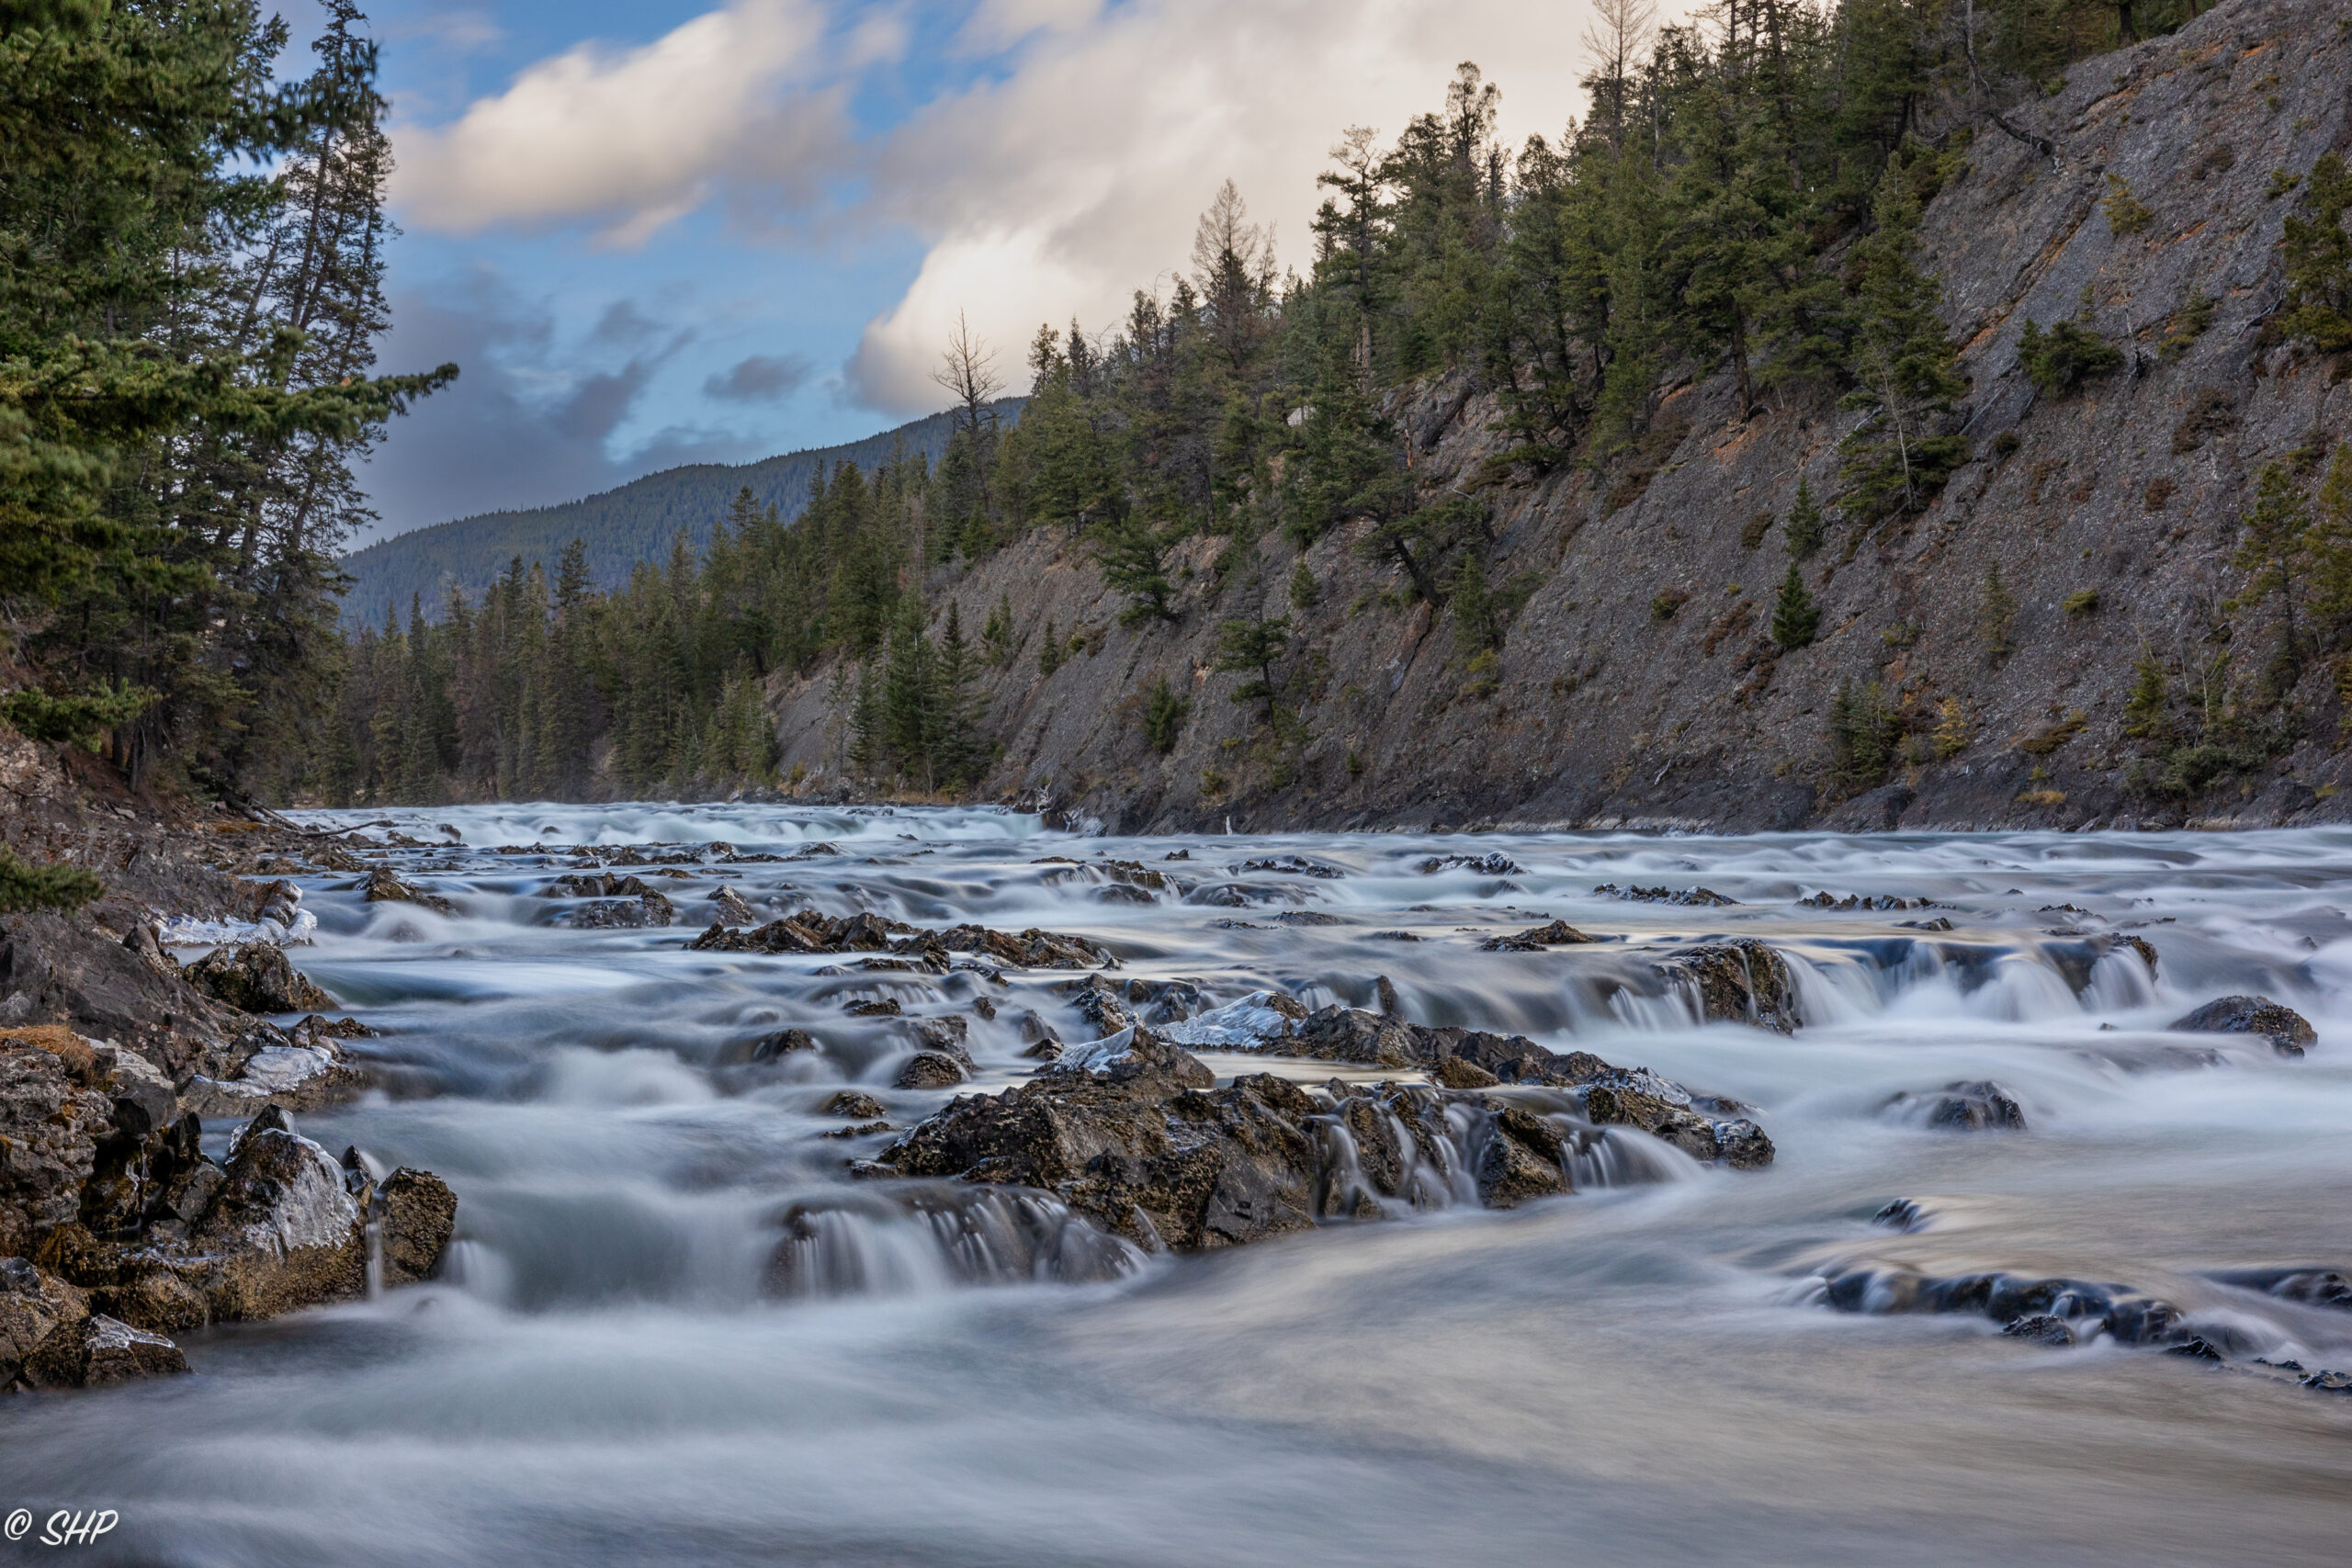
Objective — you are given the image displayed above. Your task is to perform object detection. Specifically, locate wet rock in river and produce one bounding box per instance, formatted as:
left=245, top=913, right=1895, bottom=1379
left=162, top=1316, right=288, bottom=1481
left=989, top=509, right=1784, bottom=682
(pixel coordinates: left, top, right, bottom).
left=184, top=942, right=335, bottom=1015
left=178, top=1016, right=365, bottom=1118
left=187, top=1121, right=368, bottom=1319
left=1418, top=852, right=1525, bottom=875
left=1478, top=919, right=1596, bottom=952
left=2207, top=1268, right=2352, bottom=1311
left=1656, top=939, right=1802, bottom=1032
left=895, top=1053, right=968, bottom=1089
left=749, top=1028, right=818, bottom=1062
left=1596, top=883, right=1738, bottom=907
left=2167, top=995, right=2316, bottom=1057
left=359, top=866, right=457, bottom=916
left=1581, top=1080, right=1773, bottom=1169
left=707, top=885, right=757, bottom=926
left=26, top=1312, right=190, bottom=1389
left=823, top=1090, right=888, bottom=1119
left=1884, top=1080, right=2028, bottom=1132
left=1238, top=855, right=1345, bottom=879
left=1060, top=974, right=1134, bottom=1036
left=2002, top=1314, right=2077, bottom=1347
left=1270, top=910, right=1346, bottom=927
left=1430, top=1055, right=1500, bottom=1089
left=567, top=890, right=675, bottom=929
left=377, top=1168, right=458, bottom=1286
left=690, top=910, right=1113, bottom=970
left=844, top=998, right=901, bottom=1018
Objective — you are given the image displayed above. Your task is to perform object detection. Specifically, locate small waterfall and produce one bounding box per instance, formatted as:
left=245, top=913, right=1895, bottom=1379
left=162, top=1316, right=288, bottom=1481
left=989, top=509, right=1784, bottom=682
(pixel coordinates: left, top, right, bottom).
left=763, top=1188, right=1147, bottom=1299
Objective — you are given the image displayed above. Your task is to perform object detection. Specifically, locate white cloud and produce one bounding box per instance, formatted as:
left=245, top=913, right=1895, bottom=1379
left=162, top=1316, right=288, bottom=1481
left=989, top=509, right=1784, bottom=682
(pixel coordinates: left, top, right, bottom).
left=394, top=0, right=1674, bottom=407
left=843, top=0, right=1622, bottom=411
left=391, top=0, right=842, bottom=244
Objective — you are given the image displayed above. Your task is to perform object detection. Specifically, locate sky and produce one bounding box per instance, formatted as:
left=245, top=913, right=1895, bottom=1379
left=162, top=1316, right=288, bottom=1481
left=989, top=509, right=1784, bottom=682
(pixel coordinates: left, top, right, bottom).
left=325, top=0, right=1643, bottom=544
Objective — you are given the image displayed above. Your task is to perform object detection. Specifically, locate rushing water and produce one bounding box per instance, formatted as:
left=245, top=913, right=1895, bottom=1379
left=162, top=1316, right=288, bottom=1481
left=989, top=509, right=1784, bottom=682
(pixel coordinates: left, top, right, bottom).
left=5, top=806, right=2351, bottom=1565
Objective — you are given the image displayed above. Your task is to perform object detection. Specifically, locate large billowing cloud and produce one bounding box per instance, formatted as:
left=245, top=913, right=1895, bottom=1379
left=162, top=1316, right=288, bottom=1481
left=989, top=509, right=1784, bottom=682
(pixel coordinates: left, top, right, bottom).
left=392, top=0, right=841, bottom=246
left=393, top=0, right=1631, bottom=411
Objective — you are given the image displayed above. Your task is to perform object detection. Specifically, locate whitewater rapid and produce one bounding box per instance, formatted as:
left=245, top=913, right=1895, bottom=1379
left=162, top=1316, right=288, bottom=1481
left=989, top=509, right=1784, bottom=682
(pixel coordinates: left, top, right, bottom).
left=3, top=806, right=2347, bottom=1565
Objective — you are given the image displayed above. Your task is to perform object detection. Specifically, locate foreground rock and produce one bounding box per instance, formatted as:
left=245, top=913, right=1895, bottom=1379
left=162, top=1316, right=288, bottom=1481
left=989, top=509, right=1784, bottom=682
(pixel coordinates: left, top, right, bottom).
left=185, top=941, right=335, bottom=1015
left=691, top=908, right=1114, bottom=969
left=867, top=1023, right=1767, bottom=1258
left=2168, top=996, right=2317, bottom=1057
left=1657, top=939, right=1803, bottom=1032
left=3, top=1024, right=458, bottom=1389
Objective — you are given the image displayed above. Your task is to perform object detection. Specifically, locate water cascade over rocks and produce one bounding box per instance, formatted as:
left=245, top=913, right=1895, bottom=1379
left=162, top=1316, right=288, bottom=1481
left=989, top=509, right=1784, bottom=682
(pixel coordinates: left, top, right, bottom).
left=3, top=804, right=2349, bottom=1564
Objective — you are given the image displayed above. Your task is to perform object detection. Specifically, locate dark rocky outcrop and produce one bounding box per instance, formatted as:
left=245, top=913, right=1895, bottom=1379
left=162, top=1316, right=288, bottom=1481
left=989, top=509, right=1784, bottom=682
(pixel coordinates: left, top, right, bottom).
left=2168, top=995, right=2317, bottom=1057
left=1418, top=853, right=1524, bottom=875
left=895, top=1052, right=969, bottom=1089
left=823, top=1090, right=888, bottom=1119
left=1656, top=939, right=1802, bottom=1032
left=874, top=1022, right=1770, bottom=1255
left=689, top=908, right=1113, bottom=970
left=1478, top=919, right=1596, bottom=952
left=1885, top=1080, right=2028, bottom=1132
left=708, top=885, right=757, bottom=926
left=185, top=942, right=336, bottom=1015
left=2207, top=1268, right=2352, bottom=1310
left=1598, top=885, right=1738, bottom=907
left=359, top=866, right=456, bottom=916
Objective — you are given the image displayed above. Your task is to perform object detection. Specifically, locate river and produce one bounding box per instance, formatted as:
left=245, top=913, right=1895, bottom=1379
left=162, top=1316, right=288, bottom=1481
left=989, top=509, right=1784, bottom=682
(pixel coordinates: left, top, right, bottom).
left=4, top=805, right=2349, bottom=1565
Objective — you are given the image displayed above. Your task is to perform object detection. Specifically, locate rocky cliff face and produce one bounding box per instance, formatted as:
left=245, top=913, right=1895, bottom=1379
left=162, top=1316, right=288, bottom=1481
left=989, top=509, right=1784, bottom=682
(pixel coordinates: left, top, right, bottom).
left=771, top=0, right=2352, bottom=834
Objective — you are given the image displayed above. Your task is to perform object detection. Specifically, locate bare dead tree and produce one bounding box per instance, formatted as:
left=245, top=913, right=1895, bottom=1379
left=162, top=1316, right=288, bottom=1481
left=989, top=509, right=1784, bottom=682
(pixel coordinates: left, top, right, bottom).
left=930, top=309, right=1004, bottom=438
left=1581, top=0, right=1657, bottom=154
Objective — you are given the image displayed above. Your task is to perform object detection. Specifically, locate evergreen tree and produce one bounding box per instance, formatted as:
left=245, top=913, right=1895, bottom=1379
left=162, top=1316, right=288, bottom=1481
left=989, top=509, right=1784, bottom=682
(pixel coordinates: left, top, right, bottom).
left=1783, top=475, right=1825, bottom=557
left=2230, top=461, right=2314, bottom=696
left=1838, top=161, right=1969, bottom=521
left=2280, top=153, right=2352, bottom=354
left=1216, top=616, right=1293, bottom=728
left=1097, top=514, right=1178, bottom=624
left=1770, top=558, right=1819, bottom=650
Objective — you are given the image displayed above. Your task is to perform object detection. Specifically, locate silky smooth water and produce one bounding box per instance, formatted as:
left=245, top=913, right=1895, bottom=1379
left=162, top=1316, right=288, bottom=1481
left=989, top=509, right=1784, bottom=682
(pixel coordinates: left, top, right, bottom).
left=5, top=806, right=2350, bottom=1566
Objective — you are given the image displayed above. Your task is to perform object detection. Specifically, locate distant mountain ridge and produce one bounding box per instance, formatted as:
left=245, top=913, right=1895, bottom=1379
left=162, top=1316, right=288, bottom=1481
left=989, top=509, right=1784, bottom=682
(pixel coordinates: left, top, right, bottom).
left=340, top=400, right=1023, bottom=628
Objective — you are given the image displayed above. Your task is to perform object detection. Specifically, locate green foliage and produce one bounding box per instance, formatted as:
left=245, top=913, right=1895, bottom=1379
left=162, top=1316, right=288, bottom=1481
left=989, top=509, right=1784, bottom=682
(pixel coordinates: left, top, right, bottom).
left=0, top=681, right=157, bottom=749
left=1096, top=514, right=1177, bottom=624
left=0, top=0, right=452, bottom=798
left=1770, top=560, right=1820, bottom=651
left=1838, top=163, right=1970, bottom=523
left=2124, top=643, right=2172, bottom=746
left=2102, top=174, right=2154, bottom=237
left=1827, top=680, right=1902, bottom=793
left=1215, top=616, right=1293, bottom=728
left=2063, top=588, right=2101, bottom=615
left=2230, top=461, right=2314, bottom=696
left=2018, top=317, right=2124, bottom=396
left=1140, top=677, right=1190, bottom=753
left=981, top=593, right=1016, bottom=668
left=1037, top=616, right=1063, bottom=677
left=2159, top=294, right=2216, bottom=359
left=1288, top=560, right=1321, bottom=611
left=2279, top=153, right=2352, bottom=354
left=1651, top=590, right=1688, bottom=622
left=0, top=846, right=104, bottom=915
left=1783, top=477, right=1825, bottom=558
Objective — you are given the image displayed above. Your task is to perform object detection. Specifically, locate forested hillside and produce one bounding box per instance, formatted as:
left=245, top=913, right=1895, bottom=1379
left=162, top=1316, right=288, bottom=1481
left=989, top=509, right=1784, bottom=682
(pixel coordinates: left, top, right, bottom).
left=323, top=0, right=2352, bottom=829
left=336, top=400, right=1022, bottom=629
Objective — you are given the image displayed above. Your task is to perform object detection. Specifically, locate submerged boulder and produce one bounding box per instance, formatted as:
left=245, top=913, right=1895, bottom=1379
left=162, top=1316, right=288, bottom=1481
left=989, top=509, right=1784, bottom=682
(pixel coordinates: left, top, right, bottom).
left=1884, top=1080, right=2028, bottom=1132
left=2168, top=996, right=2316, bottom=1057
left=690, top=909, right=1113, bottom=970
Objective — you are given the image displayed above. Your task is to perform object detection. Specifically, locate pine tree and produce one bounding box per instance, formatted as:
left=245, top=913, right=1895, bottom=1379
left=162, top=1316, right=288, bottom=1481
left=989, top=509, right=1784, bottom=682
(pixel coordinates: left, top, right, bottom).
left=2280, top=152, right=2352, bottom=354
left=2230, top=461, right=2314, bottom=697
left=932, top=601, right=988, bottom=788
left=1216, top=616, right=1293, bottom=728
left=981, top=593, right=1017, bottom=668
left=1783, top=475, right=1825, bottom=558
left=2123, top=642, right=2172, bottom=745
left=1038, top=617, right=1063, bottom=677
left=1838, top=161, right=1969, bottom=521
left=1770, top=558, right=1819, bottom=650
left=1098, top=514, right=1177, bottom=624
